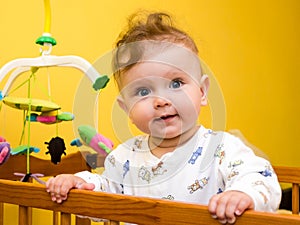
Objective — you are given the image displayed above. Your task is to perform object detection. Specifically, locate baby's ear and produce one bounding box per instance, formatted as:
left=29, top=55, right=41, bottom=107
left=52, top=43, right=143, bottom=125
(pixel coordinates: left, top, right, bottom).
left=117, top=96, right=129, bottom=113
left=200, top=74, right=210, bottom=105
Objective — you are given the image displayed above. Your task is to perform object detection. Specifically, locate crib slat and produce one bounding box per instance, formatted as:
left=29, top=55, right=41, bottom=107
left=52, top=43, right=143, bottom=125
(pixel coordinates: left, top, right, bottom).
left=0, top=203, right=3, bottom=225
left=76, top=216, right=91, bottom=225
left=19, top=205, right=28, bottom=225
left=61, top=212, right=71, bottom=225
left=292, top=184, right=299, bottom=214
left=53, top=211, right=59, bottom=225
left=27, top=207, right=32, bottom=225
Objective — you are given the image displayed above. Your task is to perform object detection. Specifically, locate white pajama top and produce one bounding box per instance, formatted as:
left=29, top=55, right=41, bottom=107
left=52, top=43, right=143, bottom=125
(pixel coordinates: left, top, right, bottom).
left=76, top=126, right=281, bottom=214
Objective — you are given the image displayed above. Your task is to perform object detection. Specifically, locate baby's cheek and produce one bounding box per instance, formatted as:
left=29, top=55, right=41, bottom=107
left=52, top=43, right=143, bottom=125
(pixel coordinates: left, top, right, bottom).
left=129, top=109, right=152, bottom=130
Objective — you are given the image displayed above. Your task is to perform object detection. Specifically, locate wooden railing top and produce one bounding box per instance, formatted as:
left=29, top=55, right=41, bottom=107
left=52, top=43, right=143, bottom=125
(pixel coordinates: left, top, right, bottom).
left=0, top=179, right=299, bottom=225
left=273, top=165, right=300, bottom=184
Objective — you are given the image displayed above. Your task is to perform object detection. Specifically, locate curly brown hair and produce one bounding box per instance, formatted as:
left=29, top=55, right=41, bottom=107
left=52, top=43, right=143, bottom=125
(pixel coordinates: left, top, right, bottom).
left=113, top=11, right=199, bottom=89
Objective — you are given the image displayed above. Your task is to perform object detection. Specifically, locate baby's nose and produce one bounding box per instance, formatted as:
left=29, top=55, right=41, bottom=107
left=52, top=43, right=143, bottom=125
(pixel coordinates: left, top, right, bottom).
left=153, top=96, right=171, bottom=109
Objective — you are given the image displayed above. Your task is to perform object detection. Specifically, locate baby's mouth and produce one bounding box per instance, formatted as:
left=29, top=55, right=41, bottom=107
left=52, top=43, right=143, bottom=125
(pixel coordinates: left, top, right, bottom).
left=158, top=114, right=178, bottom=121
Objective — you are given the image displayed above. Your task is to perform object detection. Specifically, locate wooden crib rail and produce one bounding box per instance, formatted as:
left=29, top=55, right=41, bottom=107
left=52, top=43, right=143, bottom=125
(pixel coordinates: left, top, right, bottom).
left=1, top=179, right=300, bottom=225
left=273, top=166, right=300, bottom=214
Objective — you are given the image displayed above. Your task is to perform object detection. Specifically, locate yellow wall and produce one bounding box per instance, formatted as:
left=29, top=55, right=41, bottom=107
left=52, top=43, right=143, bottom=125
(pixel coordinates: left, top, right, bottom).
left=0, top=0, right=299, bottom=224
left=0, top=0, right=299, bottom=168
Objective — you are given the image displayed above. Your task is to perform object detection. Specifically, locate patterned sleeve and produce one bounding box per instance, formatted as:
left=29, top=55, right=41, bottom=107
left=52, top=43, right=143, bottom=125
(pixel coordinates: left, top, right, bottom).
left=218, top=133, right=281, bottom=212
left=75, top=151, right=124, bottom=194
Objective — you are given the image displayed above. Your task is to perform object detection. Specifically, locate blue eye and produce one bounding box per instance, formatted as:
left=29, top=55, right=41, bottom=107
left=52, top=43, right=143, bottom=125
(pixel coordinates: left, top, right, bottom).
left=170, top=80, right=182, bottom=89
left=137, top=88, right=151, bottom=96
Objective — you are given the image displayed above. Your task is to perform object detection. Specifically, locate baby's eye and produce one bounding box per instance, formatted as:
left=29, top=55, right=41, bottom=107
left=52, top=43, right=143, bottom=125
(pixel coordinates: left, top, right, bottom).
left=137, top=88, right=151, bottom=96
left=170, top=79, right=183, bottom=89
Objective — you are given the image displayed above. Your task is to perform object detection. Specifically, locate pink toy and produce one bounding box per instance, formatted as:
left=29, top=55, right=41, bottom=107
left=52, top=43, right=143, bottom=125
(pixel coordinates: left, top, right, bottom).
left=0, top=136, right=10, bottom=165
left=71, top=125, right=113, bottom=156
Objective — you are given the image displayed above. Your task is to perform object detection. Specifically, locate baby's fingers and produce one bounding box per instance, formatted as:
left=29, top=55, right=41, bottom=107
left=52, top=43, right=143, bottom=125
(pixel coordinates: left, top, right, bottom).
left=46, top=175, right=74, bottom=203
left=208, top=192, right=237, bottom=224
left=208, top=194, right=220, bottom=216
left=76, top=182, right=95, bottom=191
left=234, top=196, right=254, bottom=216
left=208, top=191, right=254, bottom=224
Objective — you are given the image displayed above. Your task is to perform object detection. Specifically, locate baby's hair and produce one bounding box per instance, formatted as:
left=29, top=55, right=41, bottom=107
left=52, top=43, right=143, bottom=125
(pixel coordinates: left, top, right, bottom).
left=115, top=11, right=198, bottom=52
left=113, top=11, right=199, bottom=89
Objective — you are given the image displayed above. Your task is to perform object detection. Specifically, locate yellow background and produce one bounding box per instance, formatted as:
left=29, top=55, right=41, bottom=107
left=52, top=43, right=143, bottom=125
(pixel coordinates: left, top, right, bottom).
left=0, top=0, right=299, bottom=224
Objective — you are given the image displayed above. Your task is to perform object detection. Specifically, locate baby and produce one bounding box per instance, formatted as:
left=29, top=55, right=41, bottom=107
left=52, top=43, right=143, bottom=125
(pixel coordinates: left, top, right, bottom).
left=46, top=12, right=281, bottom=224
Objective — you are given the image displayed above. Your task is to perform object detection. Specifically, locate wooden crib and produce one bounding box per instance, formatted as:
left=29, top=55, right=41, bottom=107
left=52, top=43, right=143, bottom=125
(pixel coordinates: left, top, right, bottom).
left=0, top=153, right=299, bottom=225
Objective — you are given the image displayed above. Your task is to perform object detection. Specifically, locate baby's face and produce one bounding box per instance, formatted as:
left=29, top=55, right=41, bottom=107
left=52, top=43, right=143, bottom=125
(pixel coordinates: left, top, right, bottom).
left=118, top=62, right=208, bottom=139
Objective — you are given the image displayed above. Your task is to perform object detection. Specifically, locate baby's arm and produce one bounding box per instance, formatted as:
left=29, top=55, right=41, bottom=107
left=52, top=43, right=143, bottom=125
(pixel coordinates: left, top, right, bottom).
left=208, top=133, right=281, bottom=224
left=46, top=174, right=95, bottom=203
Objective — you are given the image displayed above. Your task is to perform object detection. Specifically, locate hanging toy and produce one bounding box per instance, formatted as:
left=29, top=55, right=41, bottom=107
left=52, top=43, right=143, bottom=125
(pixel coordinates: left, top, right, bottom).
left=11, top=145, right=40, bottom=155
left=0, top=0, right=109, bottom=177
left=45, top=136, right=66, bottom=164
left=26, top=110, right=74, bottom=124
left=70, top=125, right=113, bottom=156
left=0, top=136, right=6, bottom=142
left=14, top=172, right=46, bottom=184
left=0, top=136, right=10, bottom=165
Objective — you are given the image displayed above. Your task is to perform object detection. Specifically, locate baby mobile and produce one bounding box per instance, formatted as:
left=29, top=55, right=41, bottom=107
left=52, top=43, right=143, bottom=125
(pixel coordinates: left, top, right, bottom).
left=0, top=0, right=110, bottom=181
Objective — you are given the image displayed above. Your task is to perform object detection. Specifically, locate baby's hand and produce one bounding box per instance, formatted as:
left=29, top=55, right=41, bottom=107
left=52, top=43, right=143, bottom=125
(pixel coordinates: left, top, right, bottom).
left=208, top=190, right=254, bottom=224
left=46, top=174, right=95, bottom=203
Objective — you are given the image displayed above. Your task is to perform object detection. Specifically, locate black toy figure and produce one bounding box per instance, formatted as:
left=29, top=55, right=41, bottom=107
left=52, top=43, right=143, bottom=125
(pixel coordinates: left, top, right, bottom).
left=45, top=136, right=66, bottom=164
